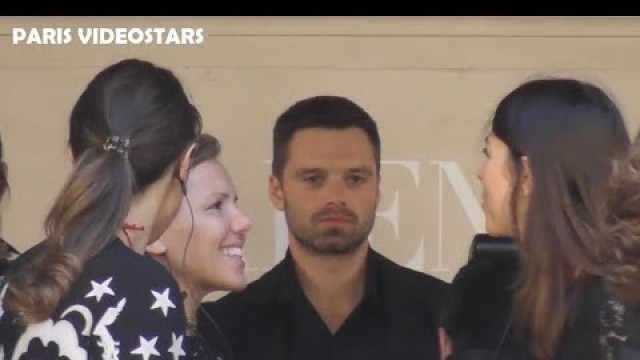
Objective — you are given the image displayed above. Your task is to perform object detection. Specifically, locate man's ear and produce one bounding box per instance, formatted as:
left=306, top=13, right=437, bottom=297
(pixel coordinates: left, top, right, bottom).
left=65, top=143, right=75, bottom=165
left=376, top=173, right=381, bottom=208
left=268, top=174, right=285, bottom=211
left=519, top=156, right=533, bottom=197
left=177, top=143, right=197, bottom=183
left=145, top=239, right=167, bottom=257
left=438, top=327, right=453, bottom=360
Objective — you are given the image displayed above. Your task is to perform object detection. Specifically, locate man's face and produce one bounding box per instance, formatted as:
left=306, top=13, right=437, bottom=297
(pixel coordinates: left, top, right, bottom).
left=269, top=127, right=380, bottom=255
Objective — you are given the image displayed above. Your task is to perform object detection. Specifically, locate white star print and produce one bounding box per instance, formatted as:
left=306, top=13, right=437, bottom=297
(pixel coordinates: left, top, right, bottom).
left=150, top=288, right=176, bottom=317
left=130, top=336, right=160, bottom=360
left=168, top=332, right=186, bottom=360
left=0, top=283, right=8, bottom=320
left=85, top=277, right=115, bottom=302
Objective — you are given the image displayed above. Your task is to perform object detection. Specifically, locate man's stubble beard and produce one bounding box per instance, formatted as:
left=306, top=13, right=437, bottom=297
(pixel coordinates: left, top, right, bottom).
left=284, top=202, right=375, bottom=256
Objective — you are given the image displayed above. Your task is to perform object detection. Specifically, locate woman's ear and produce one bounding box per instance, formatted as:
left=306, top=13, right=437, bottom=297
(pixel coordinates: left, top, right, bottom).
left=145, top=238, right=167, bottom=257
left=520, top=156, right=533, bottom=197
left=177, top=142, right=197, bottom=183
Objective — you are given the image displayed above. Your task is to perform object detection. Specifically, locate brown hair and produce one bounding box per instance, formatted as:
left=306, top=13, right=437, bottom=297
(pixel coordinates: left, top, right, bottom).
left=490, top=78, right=630, bottom=359
left=5, top=59, right=202, bottom=323
left=603, top=134, right=640, bottom=305
left=190, top=133, right=221, bottom=169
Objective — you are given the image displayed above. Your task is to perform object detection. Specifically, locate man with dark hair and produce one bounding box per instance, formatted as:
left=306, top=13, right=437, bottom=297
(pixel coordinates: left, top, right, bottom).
left=198, top=95, right=450, bottom=360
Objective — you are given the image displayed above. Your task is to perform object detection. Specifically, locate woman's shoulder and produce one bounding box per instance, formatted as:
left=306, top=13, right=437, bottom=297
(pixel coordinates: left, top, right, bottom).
left=47, top=238, right=186, bottom=339
left=83, top=239, right=177, bottom=287
left=556, top=276, right=626, bottom=360
left=599, top=285, right=628, bottom=360
left=0, top=240, right=188, bottom=360
left=68, top=239, right=183, bottom=314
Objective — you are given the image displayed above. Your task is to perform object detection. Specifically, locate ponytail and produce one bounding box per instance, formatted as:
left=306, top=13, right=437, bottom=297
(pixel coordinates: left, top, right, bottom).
left=5, top=147, right=134, bottom=323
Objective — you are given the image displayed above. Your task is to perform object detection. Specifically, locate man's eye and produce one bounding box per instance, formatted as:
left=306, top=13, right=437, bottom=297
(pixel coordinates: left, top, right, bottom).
left=347, top=175, right=365, bottom=186
left=303, top=175, right=321, bottom=184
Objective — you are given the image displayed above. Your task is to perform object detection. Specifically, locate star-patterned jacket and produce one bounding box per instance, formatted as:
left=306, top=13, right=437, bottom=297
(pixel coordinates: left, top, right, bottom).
left=0, top=238, right=193, bottom=360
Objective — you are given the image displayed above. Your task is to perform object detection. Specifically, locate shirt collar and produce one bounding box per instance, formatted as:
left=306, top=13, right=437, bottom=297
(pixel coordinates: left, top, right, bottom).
left=276, top=246, right=383, bottom=312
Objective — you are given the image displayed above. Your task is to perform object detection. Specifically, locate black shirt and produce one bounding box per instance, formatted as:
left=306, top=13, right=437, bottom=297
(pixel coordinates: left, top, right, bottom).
left=198, top=246, right=450, bottom=360
left=282, top=247, right=385, bottom=360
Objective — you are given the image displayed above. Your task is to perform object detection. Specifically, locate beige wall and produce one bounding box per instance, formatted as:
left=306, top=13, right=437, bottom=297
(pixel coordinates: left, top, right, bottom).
left=1, top=17, right=640, bottom=285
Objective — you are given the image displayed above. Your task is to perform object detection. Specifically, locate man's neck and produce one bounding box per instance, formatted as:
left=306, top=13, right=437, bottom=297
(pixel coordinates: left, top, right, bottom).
left=289, top=240, right=369, bottom=334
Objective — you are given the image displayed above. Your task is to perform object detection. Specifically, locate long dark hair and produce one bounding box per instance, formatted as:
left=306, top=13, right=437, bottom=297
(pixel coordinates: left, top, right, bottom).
left=491, top=78, right=630, bottom=359
left=5, top=58, right=202, bottom=323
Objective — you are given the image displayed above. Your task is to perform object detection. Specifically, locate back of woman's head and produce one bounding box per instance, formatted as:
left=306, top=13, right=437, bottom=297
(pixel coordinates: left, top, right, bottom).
left=491, top=78, right=630, bottom=359
left=68, top=58, right=201, bottom=188
left=6, top=58, right=202, bottom=323
left=494, top=79, right=629, bottom=212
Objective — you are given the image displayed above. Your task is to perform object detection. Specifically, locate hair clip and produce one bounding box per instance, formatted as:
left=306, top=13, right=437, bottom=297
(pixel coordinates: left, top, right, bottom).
left=103, top=135, right=130, bottom=156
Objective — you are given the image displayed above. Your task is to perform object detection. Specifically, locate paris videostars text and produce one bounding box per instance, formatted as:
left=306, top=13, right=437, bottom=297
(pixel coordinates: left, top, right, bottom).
left=12, top=28, right=205, bottom=45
